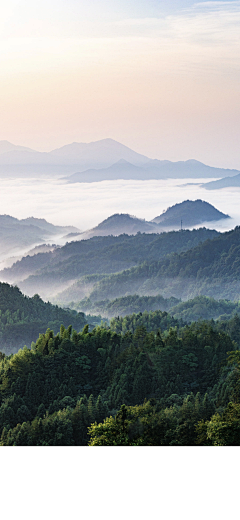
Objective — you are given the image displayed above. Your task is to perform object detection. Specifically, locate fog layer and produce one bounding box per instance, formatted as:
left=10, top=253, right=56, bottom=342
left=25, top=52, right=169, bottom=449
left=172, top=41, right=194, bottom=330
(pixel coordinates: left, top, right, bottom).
left=0, top=177, right=239, bottom=232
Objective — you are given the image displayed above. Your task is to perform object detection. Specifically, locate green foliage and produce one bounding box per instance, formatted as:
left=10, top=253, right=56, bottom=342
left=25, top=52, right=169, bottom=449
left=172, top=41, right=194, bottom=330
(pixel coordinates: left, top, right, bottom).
left=0, top=282, right=87, bottom=354
left=71, top=294, right=181, bottom=318
left=86, top=227, right=240, bottom=302
left=109, top=309, right=183, bottom=335
left=0, top=305, right=239, bottom=445
left=170, top=295, right=240, bottom=323
left=88, top=394, right=216, bottom=446
left=4, top=227, right=217, bottom=298
left=206, top=402, right=240, bottom=446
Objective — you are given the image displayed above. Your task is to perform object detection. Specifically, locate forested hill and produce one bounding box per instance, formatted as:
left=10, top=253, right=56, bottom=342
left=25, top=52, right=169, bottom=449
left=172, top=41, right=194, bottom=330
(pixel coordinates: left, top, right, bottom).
left=0, top=228, right=218, bottom=299
left=70, top=294, right=181, bottom=318
left=67, top=294, right=240, bottom=323
left=152, top=199, right=229, bottom=227
left=0, top=282, right=87, bottom=354
left=0, top=317, right=239, bottom=445
left=85, top=226, right=240, bottom=302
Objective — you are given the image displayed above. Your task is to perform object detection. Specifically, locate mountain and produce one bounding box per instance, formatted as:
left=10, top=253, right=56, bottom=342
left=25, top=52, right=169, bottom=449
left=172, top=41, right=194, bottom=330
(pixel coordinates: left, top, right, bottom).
left=72, top=213, right=159, bottom=241
left=65, top=158, right=240, bottom=183
left=0, top=141, right=35, bottom=154
left=169, top=295, right=240, bottom=323
left=66, top=200, right=229, bottom=242
left=0, top=214, right=81, bottom=261
left=62, top=293, right=240, bottom=323
left=151, top=200, right=230, bottom=227
left=65, top=159, right=148, bottom=183
left=49, top=139, right=149, bottom=167
left=19, top=217, right=80, bottom=235
left=0, top=311, right=236, bottom=446
left=84, top=226, right=240, bottom=303
left=0, top=139, right=150, bottom=175
left=0, top=138, right=240, bottom=178
left=67, top=294, right=181, bottom=318
left=0, top=228, right=218, bottom=299
left=144, top=158, right=240, bottom=179
left=203, top=173, right=240, bottom=190
left=0, top=282, right=87, bottom=354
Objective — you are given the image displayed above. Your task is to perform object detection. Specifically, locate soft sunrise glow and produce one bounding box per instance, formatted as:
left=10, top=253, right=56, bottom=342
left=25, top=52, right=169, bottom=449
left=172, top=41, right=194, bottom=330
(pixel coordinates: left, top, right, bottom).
left=0, top=0, right=239, bottom=167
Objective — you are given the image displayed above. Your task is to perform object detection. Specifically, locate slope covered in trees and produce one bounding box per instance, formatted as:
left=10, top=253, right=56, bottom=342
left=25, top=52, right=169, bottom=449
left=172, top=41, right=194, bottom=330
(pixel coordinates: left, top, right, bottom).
left=0, top=282, right=87, bottom=354
left=169, top=296, right=240, bottom=323
left=0, top=313, right=239, bottom=445
left=64, top=294, right=240, bottom=324
left=152, top=199, right=229, bottom=227
left=0, top=227, right=218, bottom=299
left=86, top=227, right=240, bottom=302
left=67, top=294, right=181, bottom=318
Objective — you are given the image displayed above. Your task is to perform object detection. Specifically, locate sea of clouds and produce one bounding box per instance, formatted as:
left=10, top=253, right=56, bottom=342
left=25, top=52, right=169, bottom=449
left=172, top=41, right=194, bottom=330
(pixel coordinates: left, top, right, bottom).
left=1, top=177, right=240, bottom=234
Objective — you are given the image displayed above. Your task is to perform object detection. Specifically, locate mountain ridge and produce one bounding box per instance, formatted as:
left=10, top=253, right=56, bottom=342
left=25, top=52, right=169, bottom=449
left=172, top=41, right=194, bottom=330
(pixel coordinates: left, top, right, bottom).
left=0, top=139, right=239, bottom=178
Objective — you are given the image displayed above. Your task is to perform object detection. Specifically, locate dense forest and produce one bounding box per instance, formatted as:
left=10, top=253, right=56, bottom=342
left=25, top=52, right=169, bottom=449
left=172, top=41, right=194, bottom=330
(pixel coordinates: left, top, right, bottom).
left=69, top=294, right=181, bottom=317
left=83, top=226, right=240, bottom=302
left=0, top=308, right=240, bottom=445
left=0, top=282, right=87, bottom=355
left=0, top=225, right=240, bottom=445
left=68, top=293, right=240, bottom=323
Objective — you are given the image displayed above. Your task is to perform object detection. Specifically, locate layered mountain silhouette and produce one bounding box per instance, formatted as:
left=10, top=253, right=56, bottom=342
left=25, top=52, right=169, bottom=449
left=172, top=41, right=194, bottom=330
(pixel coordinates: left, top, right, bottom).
left=0, top=139, right=149, bottom=175
left=67, top=200, right=230, bottom=241
left=65, top=158, right=240, bottom=183
left=203, top=173, right=240, bottom=190
left=0, top=138, right=239, bottom=178
left=0, top=200, right=229, bottom=300
left=0, top=228, right=218, bottom=299
left=0, top=215, right=80, bottom=260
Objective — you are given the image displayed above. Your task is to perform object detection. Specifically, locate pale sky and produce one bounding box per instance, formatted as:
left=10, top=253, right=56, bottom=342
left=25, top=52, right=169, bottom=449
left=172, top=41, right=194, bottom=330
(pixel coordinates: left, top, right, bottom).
left=0, top=0, right=240, bottom=168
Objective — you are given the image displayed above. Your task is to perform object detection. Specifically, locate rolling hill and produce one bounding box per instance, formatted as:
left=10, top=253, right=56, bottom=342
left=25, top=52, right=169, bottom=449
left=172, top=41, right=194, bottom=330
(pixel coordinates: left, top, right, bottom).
left=71, top=213, right=159, bottom=241
left=152, top=200, right=230, bottom=227
left=84, top=226, right=240, bottom=302
left=0, top=228, right=218, bottom=299
left=0, top=214, right=80, bottom=261
left=0, top=282, right=87, bottom=354
left=63, top=200, right=229, bottom=242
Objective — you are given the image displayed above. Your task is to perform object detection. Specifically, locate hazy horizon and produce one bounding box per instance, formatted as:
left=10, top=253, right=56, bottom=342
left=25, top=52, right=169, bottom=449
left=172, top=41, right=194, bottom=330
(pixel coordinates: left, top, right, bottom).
left=1, top=1, right=240, bottom=169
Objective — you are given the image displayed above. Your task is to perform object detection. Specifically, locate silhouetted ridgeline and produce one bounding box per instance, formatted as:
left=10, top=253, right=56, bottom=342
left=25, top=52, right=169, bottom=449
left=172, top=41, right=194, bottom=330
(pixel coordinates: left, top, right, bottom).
left=0, top=228, right=218, bottom=299
left=85, top=227, right=240, bottom=302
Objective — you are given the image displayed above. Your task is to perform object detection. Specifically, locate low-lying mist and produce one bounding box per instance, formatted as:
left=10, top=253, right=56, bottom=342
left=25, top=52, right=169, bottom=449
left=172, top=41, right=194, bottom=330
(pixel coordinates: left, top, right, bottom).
left=0, top=177, right=239, bottom=232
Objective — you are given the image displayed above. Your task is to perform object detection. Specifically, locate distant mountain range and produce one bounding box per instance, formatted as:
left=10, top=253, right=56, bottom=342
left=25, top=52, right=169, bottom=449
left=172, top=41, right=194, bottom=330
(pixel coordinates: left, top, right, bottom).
left=0, top=139, right=149, bottom=175
left=0, top=138, right=239, bottom=178
left=65, top=158, right=240, bottom=183
left=203, top=173, right=240, bottom=190
left=0, top=199, right=229, bottom=300
left=0, top=215, right=80, bottom=261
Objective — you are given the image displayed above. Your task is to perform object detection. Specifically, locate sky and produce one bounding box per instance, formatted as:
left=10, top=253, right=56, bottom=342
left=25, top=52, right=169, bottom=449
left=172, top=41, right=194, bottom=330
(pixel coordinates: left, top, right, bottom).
left=0, top=0, right=240, bottom=168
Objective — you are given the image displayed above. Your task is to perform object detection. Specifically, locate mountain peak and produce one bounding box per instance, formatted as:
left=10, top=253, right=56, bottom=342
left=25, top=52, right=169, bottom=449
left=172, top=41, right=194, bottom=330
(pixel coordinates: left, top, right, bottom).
left=152, top=200, right=230, bottom=227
